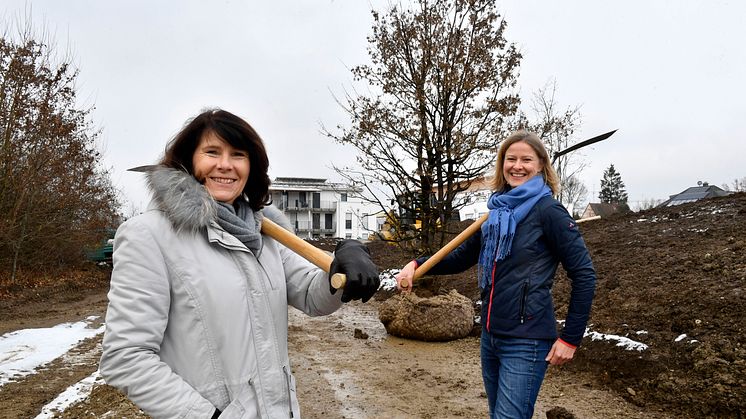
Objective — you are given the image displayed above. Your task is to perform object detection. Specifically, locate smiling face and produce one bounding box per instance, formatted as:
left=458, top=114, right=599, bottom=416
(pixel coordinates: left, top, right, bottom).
left=502, top=140, right=544, bottom=188
left=192, top=131, right=250, bottom=204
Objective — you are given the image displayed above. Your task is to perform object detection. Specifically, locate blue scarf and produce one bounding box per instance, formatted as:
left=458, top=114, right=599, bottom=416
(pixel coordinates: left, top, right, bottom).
left=478, top=175, right=551, bottom=288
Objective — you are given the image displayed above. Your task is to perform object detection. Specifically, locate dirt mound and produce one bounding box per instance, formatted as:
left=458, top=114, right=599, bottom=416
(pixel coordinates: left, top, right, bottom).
left=379, top=290, right=474, bottom=341
left=368, top=192, right=746, bottom=418
left=563, top=193, right=746, bottom=417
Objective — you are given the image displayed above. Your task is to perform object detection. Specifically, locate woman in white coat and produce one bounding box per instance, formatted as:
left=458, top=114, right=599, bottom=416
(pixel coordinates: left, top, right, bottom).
left=100, top=109, right=379, bottom=419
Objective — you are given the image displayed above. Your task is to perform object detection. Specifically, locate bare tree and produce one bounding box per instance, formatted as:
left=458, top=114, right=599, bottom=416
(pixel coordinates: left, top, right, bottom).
left=518, top=80, right=587, bottom=213
left=634, top=198, right=663, bottom=212
left=561, top=174, right=589, bottom=218
left=0, top=19, right=120, bottom=280
left=325, top=0, right=521, bottom=253
left=721, top=177, right=746, bottom=192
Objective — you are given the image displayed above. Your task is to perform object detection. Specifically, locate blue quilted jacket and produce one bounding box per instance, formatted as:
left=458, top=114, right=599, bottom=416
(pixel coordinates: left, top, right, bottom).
left=416, top=196, right=596, bottom=346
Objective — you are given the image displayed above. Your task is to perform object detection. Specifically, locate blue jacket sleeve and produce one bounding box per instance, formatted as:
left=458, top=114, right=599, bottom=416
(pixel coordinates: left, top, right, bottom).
left=414, top=230, right=482, bottom=275
left=539, top=200, right=597, bottom=346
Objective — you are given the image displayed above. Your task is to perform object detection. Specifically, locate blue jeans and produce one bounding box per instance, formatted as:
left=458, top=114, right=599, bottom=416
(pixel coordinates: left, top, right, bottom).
left=480, top=331, right=552, bottom=419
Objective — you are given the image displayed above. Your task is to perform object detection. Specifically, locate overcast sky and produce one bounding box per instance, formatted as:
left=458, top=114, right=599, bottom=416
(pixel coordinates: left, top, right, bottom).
left=4, top=0, right=745, bottom=211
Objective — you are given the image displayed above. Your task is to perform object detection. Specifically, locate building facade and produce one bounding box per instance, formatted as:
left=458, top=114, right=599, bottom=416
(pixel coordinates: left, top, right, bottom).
left=269, top=177, right=380, bottom=240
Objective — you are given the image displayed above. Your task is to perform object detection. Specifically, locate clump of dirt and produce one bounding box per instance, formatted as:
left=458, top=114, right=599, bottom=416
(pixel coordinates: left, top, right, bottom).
left=367, top=192, right=746, bottom=418
left=546, top=406, right=577, bottom=419
left=379, top=290, right=474, bottom=341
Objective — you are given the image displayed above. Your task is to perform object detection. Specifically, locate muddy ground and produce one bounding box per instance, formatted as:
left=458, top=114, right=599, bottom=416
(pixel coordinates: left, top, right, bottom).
left=0, top=193, right=744, bottom=418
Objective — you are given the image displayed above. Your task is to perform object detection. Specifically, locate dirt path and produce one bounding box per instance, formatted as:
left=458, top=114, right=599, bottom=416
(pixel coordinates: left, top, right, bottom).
left=289, top=301, right=673, bottom=419
left=0, top=288, right=675, bottom=418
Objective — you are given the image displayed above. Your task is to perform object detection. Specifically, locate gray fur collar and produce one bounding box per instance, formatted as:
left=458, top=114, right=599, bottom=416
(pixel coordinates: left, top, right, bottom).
left=144, top=166, right=290, bottom=233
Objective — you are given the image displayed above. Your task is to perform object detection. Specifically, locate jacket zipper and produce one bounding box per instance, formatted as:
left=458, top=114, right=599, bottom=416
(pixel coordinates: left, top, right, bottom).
left=283, top=366, right=294, bottom=418
left=520, top=281, right=529, bottom=324
left=486, top=264, right=496, bottom=330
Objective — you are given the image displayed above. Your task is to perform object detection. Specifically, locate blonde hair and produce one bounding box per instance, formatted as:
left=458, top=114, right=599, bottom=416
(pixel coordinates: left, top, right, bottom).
left=491, top=130, right=560, bottom=195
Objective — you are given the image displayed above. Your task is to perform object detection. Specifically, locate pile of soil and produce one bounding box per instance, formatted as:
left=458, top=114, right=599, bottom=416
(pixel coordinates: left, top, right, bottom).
left=366, top=193, right=746, bottom=418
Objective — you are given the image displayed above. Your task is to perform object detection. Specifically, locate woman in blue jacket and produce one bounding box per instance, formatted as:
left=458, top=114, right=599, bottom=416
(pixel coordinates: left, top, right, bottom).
left=395, top=130, right=596, bottom=419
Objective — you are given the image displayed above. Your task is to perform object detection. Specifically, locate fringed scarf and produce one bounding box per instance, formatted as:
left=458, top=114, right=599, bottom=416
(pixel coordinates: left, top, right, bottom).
left=478, top=175, right=551, bottom=289
left=215, top=198, right=263, bottom=254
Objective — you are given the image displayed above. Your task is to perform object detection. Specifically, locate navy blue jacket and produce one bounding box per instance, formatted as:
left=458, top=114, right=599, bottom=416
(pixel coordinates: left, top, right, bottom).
left=416, top=196, right=596, bottom=346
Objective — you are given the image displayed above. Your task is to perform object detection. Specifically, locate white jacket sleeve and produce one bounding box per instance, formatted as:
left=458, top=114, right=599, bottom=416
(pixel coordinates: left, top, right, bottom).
left=281, top=245, right=344, bottom=316
left=99, top=219, right=216, bottom=419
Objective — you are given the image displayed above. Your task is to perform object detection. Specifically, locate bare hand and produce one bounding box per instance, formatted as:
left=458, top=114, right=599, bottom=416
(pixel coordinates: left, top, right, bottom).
left=395, top=261, right=416, bottom=293
left=545, top=339, right=576, bottom=366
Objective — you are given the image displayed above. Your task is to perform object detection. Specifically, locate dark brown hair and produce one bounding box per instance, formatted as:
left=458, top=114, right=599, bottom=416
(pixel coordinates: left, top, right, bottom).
left=160, top=109, right=271, bottom=210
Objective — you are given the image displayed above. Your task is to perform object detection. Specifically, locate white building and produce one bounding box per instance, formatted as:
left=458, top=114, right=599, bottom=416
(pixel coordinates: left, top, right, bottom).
left=269, top=177, right=380, bottom=240
left=456, top=177, right=493, bottom=221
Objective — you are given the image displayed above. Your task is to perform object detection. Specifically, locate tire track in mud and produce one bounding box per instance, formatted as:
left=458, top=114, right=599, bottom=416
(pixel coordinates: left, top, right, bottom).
left=288, top=301, right=486, bottom=419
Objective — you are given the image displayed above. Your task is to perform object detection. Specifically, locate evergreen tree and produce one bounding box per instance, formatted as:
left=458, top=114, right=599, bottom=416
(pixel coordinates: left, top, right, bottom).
left=599, top=164, right=628, bottom=204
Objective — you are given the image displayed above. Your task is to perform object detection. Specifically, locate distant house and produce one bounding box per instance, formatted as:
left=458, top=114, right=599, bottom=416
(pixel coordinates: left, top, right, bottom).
left=269, top=177, right=379, bottom=240
left=580, top=202, right=625, bottom=219
left=456, top=176, right=493, bottom=221
left=658, top=183, right=731, bottom=207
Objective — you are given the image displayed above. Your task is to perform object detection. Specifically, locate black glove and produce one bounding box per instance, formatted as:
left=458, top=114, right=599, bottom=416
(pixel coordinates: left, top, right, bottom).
left=330, top=239, right=380, bottom=303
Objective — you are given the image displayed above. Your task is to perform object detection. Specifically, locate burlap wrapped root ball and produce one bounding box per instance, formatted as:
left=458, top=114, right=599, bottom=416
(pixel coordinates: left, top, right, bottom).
left=378, top=290, right=475, bottom=341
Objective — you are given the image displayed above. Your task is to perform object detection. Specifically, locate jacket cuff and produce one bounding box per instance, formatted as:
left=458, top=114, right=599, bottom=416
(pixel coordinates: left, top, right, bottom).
left=558, top=338, right=578, bottom=349
left=411, top=259, right=419, bottom=269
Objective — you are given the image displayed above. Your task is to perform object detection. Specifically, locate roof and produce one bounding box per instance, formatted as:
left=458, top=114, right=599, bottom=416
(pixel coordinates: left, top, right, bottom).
left=274, top=177, right=327, bottom=184
left=585, top=203, right=622, bottom=217
left=269, top=177, right=358, bottom=193
left=659, top=185, right=731, bottom=207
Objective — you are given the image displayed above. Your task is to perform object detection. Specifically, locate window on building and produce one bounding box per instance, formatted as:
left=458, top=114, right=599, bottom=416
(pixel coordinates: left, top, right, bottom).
left=325, top=213, right=333, bottom=229
left=340, top=193, right=347, bottom=202
left=312, top=192, right=320, bottom=209
left=345, top=212, right=352, bottom=229
left=345, top=233, right=352, bottom=239
left=312, top=213, right=320, bottom=230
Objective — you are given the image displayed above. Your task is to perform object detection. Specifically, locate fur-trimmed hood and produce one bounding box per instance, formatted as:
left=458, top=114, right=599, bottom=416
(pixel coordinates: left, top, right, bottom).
left=143, top=165, right=290, bottom=233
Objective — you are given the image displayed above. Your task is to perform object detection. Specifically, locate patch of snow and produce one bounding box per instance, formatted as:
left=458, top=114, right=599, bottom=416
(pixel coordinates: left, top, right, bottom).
left=585, top=331, right=649, bottom=351
left=35, top=370, right=104, bottom=419
left=0, top=317, right=104, bottom=386
left=636, top=330, right=648, bottom=335
left=675, top=334, right=687, bottom=342
left=689, top=340, right=699, bottom=344
left=378, top=269, right=399, bottom=291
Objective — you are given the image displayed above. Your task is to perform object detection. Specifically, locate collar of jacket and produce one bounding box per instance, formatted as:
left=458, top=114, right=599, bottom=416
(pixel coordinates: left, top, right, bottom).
left=142, top=165, right=292, bottom=238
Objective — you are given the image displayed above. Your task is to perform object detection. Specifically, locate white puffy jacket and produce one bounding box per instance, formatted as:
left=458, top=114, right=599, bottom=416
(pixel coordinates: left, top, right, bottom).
left=100, top=167, right=343, bottom=419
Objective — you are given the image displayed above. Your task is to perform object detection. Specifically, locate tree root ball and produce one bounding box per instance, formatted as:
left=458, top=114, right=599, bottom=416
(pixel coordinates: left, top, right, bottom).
left=378, top=290, right=475, bottom=341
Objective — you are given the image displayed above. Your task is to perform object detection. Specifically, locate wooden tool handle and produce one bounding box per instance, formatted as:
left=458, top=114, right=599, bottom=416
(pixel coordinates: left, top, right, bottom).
left=400, top=213, right=489, bottom=288
left=260, top=218, right=346, bottom=289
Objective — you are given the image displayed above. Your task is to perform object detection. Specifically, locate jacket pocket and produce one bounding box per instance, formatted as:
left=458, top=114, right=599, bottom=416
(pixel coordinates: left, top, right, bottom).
left=283, top=366, right=299, bottom=418
left=220, top=379, right=259, bottom=419
left=519, top=281, right=529, bottom=324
